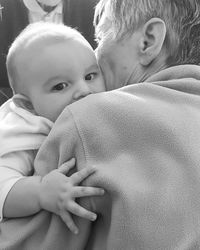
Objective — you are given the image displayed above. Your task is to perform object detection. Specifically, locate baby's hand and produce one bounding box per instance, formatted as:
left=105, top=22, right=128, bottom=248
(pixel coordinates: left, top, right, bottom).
left=38, top=158, right=104, bottom=234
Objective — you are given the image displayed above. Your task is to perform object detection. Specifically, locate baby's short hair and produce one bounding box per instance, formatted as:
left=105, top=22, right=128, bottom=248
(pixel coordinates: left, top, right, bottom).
left=6, top=22, right=89, bottom=93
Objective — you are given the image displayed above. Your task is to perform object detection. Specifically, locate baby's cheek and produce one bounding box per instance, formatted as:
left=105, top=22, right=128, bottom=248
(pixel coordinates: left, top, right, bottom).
left=97, top=78, right=106, bottom=92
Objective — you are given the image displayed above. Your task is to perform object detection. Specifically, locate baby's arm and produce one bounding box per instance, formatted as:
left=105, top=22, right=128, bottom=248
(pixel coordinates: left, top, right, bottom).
left=3, top=158, right=104, bottom=234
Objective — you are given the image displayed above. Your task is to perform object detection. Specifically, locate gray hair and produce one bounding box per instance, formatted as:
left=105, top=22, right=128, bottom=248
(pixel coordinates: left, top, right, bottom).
left=94, top=0, right=200, bottom=66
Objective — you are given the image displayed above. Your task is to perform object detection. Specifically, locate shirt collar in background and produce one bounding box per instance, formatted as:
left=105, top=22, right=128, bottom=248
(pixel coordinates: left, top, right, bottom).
left=23, top=0, right=63, bottom=23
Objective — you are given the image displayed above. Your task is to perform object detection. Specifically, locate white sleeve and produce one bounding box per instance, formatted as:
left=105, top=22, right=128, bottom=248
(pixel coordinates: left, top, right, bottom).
left=0, top=150, right=36, bottom=221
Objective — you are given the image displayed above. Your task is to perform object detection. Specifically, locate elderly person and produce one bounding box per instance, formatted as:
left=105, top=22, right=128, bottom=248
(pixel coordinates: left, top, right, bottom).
left=1, top=0, right=200, bottom=249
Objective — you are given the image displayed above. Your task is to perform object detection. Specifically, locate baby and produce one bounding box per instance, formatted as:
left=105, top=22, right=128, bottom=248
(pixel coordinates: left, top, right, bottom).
left=0, top=22, right=105, bottom=234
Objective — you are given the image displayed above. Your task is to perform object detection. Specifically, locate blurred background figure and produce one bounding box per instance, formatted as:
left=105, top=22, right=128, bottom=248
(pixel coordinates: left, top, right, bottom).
left=0, top=0, right=99, bottom=103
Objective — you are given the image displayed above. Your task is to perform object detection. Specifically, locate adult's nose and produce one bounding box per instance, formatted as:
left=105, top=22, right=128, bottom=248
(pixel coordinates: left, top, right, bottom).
left=73, top=81, right=92, bottom=101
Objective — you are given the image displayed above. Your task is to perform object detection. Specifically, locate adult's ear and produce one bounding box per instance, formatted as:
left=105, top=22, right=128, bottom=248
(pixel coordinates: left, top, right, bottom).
left=139, top=18, right=166, bottom=66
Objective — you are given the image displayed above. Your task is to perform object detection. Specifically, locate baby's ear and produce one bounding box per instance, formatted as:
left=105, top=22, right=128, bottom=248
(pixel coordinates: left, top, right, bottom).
left=12, top=94, right=35, bottom=114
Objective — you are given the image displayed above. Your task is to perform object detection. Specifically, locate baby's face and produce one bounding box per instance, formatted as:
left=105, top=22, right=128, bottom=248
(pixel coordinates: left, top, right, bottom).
left=16, top=39, right=105, bottom=121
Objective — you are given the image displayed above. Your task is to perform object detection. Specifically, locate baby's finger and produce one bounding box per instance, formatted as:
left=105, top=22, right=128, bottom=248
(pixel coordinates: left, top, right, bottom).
left=58, top=158, right=76, bottom=175
left=61, top=211, right=79, bottom=234
left=73, top=186, right=104, bottom=198
left=71, top=167, right=96, bottom=185
left=68, top=202, right=97, bottom=222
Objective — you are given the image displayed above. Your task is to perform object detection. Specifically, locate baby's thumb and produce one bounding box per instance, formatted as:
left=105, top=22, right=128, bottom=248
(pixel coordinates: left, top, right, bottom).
left=58, top=158, right=76, bottom=175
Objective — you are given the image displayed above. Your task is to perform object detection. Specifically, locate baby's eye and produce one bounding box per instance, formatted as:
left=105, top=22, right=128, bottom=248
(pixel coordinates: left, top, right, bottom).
left=85, top=72, right=98, bottom=81
left=52, top=82, right=68, bottom=91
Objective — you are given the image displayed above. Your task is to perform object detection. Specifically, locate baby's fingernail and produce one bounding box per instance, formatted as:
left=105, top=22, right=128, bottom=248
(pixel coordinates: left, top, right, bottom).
left=74, top=229, right=79, bottom=234
left=91, top=214, right=97, bottom=221
left=100, top=189, right=105, bottom=195
left=89, top=166, right=95, bottom=172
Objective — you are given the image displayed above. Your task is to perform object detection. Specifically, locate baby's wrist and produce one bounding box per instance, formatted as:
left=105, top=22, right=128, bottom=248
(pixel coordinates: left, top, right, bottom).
left=35, top=176, right=45, bottom=211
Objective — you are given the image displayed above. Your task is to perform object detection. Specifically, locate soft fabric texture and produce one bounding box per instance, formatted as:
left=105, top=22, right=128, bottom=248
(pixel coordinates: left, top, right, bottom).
left=1, top=65, right=200, bottom=249
left=0, top=95, right=52, bottom=222
left=0, top=95, right=52, bottom=155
